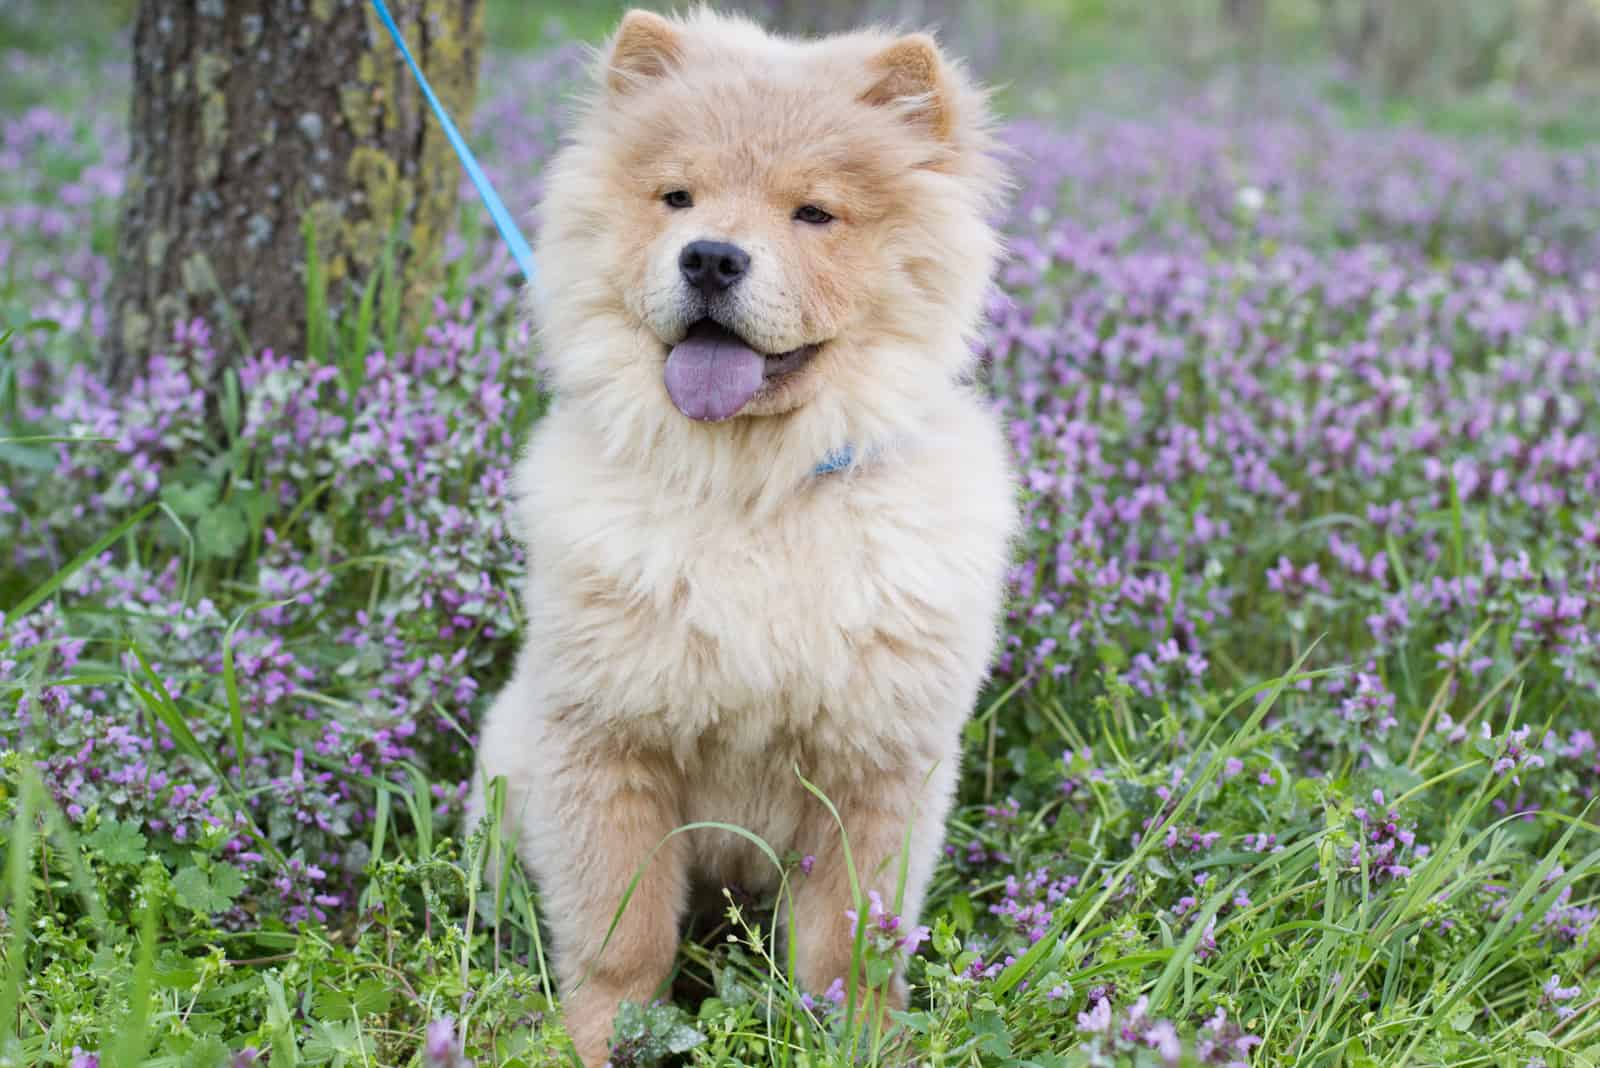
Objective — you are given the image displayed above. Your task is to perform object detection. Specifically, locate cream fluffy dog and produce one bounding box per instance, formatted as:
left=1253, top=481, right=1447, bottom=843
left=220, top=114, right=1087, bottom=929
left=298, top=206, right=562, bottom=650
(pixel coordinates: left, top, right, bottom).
left=465, top=7, right=1015, bottom=1063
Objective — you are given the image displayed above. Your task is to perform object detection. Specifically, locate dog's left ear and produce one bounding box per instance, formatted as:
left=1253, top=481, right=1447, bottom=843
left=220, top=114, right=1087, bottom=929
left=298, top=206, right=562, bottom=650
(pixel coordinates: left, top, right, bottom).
left=859, top=33, right=953, bottom=142
left=605, top=9, right=683, bottom=95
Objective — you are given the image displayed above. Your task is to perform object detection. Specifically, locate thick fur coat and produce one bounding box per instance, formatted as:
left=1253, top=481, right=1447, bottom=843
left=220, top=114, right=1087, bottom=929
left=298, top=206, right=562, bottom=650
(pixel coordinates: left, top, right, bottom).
left=465, top=8, right=1016, bottom=1063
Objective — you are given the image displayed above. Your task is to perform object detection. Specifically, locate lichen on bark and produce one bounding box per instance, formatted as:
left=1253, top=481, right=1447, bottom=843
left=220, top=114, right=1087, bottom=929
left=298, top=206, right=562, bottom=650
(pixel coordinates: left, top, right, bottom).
left=107, top=0, right=484, bottom=384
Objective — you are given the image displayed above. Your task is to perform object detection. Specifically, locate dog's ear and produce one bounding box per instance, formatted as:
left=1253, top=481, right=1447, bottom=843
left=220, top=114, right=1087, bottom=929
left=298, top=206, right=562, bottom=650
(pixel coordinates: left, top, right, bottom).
left=604, top=9, right=683, bottom=95
left=859, top=33, right=953, bottom=142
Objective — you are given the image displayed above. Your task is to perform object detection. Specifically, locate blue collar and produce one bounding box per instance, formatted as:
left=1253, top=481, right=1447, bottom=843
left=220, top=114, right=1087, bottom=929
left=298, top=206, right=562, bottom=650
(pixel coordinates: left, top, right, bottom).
left=812, top=445, right=856, bottom=477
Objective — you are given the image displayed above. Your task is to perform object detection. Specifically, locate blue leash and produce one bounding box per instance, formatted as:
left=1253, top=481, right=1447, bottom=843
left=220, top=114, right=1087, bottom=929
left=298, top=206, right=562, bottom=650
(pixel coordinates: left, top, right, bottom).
left=369, top=0, right=854, bottom=477
left=369, top=0, right=537, bottom=285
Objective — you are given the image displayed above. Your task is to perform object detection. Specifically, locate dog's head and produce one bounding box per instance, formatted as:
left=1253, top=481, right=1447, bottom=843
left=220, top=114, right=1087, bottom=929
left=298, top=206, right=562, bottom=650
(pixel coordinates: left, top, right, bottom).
left=534, top=7, right=1006, bottom=425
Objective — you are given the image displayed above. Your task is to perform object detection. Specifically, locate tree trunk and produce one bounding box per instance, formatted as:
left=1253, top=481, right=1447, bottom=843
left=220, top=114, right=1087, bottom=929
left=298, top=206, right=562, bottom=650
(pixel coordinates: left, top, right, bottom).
left=106, top=0, right=483, bottom=385
left=1356, top=0, right=1382, bottom=72
left=1221, top=0, right=1267, bottom=73
left=1221, top=0, right=1264, bottom=32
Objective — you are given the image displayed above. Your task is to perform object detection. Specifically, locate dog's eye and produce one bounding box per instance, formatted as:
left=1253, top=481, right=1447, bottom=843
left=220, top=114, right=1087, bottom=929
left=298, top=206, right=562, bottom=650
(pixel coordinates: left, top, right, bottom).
left=794, top=204, right=833, bottom=225
left=663, top=190, right=693, bottom=209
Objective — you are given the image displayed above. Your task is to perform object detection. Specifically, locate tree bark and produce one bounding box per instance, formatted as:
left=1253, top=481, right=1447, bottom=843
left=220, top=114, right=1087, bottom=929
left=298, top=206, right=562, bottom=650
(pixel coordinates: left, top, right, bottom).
left=1321, top=0, right=1383, bottom=77
left=1221, top=0, right=1264, bottom=32
left=106, top=0, right=483, bottom=385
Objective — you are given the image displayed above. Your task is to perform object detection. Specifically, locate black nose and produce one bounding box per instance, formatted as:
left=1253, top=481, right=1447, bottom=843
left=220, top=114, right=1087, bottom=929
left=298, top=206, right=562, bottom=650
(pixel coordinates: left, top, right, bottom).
left=679, top=240, right=750, bottom=295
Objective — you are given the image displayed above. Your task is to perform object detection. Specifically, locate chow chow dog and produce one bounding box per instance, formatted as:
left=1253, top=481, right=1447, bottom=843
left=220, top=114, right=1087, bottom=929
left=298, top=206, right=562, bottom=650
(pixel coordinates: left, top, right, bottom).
left=465, top=6, right=1015, bottom=1063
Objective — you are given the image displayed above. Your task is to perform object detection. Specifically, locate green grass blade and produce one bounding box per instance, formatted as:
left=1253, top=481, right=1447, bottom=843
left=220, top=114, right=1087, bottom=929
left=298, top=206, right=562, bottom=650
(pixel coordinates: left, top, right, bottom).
left=0, top=774, right=37, bottom=1043
left=6, top=501, right=157, bottom=618
left=303, top=211, right=330, bottom=364
left=105, top=878, right=158, bottom=1068
left=994, top=644, right=1324, bottom=996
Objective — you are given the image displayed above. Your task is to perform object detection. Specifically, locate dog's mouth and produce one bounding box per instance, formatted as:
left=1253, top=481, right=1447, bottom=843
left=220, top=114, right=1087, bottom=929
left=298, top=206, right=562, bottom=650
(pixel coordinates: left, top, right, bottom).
left=662, top=318, right=820, bottom=422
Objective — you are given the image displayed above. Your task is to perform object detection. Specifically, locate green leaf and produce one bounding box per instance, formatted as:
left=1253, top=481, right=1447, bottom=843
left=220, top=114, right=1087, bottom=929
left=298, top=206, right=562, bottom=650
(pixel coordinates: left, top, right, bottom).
left=171, top=867, right=218, bottom=913
left=314, top=977, right=392, bottom=1021
left=949, top=892, right=975, bottom=932
left=663, top=1023, right=706, bottom=1055
left=713, top=965, right=751, bottom=1009
left=866, top=957, right=895, bottom=987
left=264, top=973, right=299, bottom=1067
left=155, top=959, right=202, bottom=991
left=304, top=1019, right=371, bottom=1065
left=971, top=1009, right=1013, bottom=1058
left=237, top=485, right=273, bottom=529
left=0, top=441, right=58, bottom=471
left=161, top=480, right=219, bottom=519
left=86, top=818, right=148, bottom=866
left=173, top=865, right=242, bottom=914
left=196, top=503, right=249, bottom=560
left=180, top=1036, right=232, bottom=1068
left=1095, top=642, right=1127, bottom=669
left=211, top=863, right=244, bottom=902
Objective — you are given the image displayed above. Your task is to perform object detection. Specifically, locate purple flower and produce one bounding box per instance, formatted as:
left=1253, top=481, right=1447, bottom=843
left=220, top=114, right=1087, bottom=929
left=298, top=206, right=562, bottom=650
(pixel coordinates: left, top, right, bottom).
left=845, top=890, right=929, bottom=958
left=1541, top=975, right=1581, bottom=1020
left=1077, top=996, right=1113, bottom=1034
left=423, top=1017, right=473, bottom=1068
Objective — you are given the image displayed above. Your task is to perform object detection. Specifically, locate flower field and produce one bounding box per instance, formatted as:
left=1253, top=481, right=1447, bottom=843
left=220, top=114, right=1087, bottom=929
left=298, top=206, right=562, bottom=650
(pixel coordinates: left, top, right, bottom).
left=3, top=22, right=1599, bottom=1068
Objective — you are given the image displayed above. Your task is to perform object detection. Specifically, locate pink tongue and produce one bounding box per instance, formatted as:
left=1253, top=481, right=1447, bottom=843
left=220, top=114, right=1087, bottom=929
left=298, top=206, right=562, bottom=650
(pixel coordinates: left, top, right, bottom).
left=663, top=324, right=766, bottom=422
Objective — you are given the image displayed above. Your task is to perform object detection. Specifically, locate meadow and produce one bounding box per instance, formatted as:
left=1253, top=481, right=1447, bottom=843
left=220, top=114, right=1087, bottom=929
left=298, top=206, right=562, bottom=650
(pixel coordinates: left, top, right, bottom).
left=2, top=9, right=1599, bottom=1068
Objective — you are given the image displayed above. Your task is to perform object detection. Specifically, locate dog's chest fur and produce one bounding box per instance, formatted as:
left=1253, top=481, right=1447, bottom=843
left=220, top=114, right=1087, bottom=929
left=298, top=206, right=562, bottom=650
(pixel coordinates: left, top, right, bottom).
left=511, top=405, right=1015, bottom=774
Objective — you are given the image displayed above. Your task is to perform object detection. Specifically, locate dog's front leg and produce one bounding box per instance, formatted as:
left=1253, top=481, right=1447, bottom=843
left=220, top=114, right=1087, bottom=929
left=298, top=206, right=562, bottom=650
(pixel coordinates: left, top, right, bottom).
left=786, top=761, right=954, bottom=1039
left=542, top=750, right=688, bottom=1068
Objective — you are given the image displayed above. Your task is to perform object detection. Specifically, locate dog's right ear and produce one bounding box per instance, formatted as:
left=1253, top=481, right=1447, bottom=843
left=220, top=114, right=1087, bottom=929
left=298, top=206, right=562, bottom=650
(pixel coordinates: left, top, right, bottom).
left=604, top=9, right=682, bottom=95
